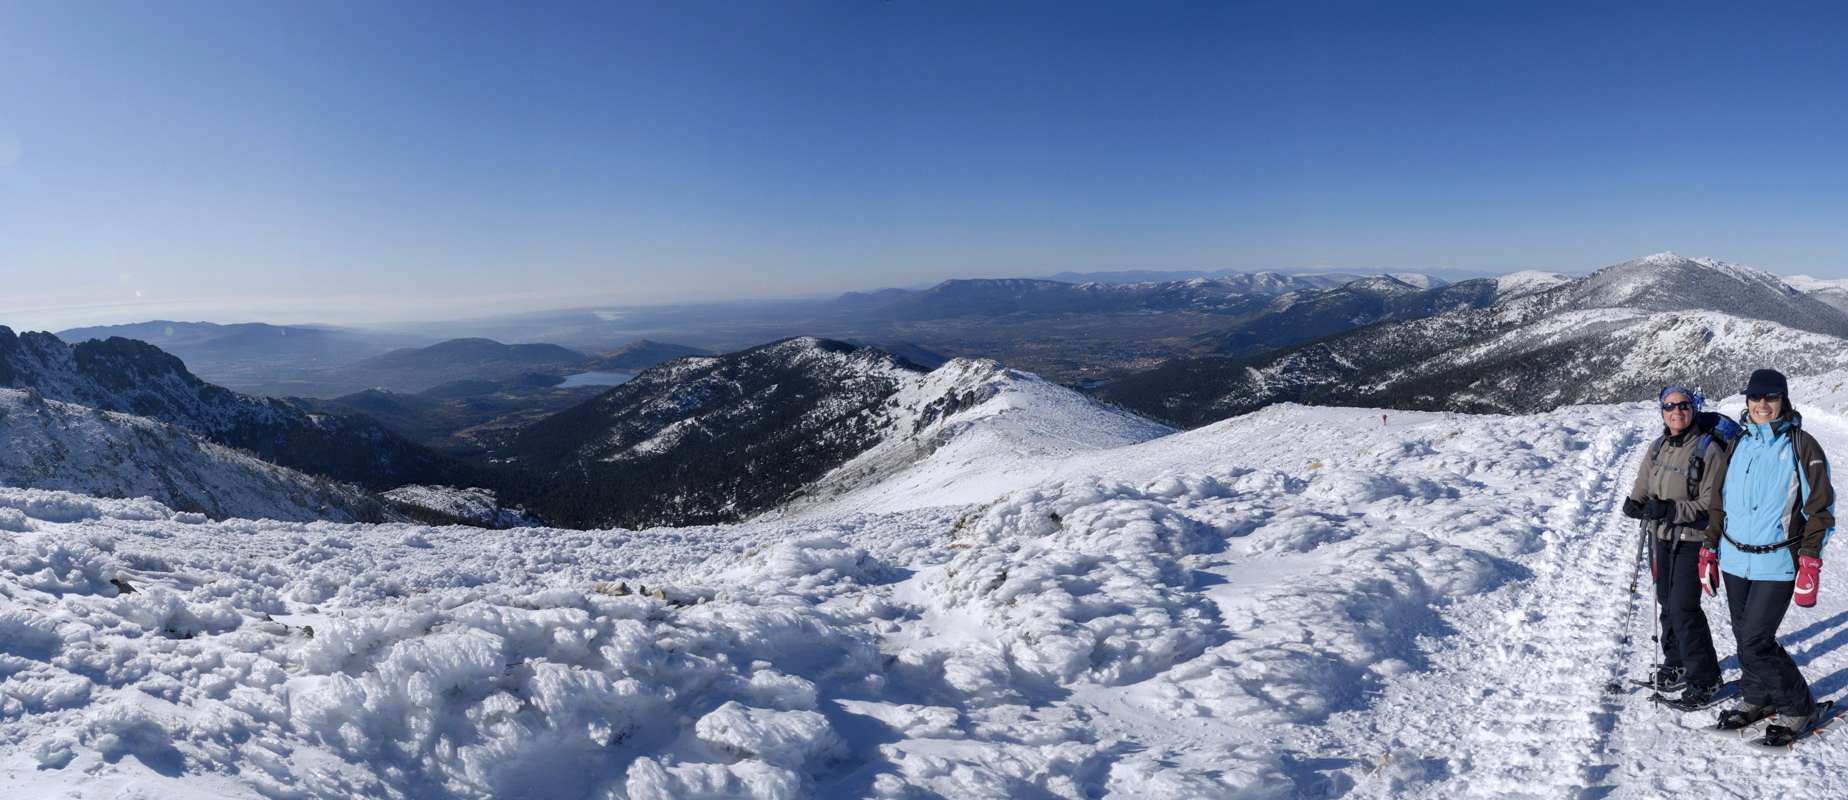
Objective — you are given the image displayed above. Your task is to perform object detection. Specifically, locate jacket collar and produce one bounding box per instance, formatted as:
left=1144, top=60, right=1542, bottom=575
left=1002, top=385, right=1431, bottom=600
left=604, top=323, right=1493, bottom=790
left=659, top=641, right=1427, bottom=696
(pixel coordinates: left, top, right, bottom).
left=1743, top=409, right=1801, bottom=439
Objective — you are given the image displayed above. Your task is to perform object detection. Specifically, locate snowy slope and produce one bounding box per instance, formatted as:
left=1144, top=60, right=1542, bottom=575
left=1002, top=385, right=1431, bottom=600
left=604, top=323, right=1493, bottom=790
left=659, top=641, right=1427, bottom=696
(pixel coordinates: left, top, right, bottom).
left=767, top=358, right=1174, bottom=518
left=1105, top=253, right=1848, bottom=425
left=1536, top=252, right=1848, bottom=338
left=1789, top=274, right=1848, bottom=315
left=498, top=340, right=1173, bottom=529
left=1491, top=269, right=1570, bottom=298
left=1374, top=308, right=1848, bottom=412
left=380, top=485, right=538, bottom=528
left=0, top=388, right=394, bottom=523
left=0, top=328, right=463, bottom=490
left=10, top=373, right=1848, bottom=797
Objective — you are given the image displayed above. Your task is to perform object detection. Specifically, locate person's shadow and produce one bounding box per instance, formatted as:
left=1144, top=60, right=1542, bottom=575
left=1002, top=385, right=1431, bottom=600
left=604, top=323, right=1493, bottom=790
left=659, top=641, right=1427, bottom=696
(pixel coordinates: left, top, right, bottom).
left=1783, top=609, right=1848, bottom=648
left=1784, top=610, right=1848, bottom=699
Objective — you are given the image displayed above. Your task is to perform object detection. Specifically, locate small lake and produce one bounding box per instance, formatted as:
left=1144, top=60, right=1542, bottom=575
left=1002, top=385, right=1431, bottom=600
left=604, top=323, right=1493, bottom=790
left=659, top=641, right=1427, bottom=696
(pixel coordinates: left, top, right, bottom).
left=559, top=371, right=633, bottom=388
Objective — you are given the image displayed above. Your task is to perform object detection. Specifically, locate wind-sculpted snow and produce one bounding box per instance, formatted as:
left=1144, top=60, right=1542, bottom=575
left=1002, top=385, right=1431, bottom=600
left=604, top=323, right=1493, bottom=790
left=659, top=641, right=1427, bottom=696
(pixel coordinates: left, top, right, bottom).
left=11, top=379, right=1848, bottom=797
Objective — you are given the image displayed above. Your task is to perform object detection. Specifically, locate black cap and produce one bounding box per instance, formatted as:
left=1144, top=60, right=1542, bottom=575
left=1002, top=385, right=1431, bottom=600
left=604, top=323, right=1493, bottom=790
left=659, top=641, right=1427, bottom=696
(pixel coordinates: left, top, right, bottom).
left=1744, top=368, right=1789, bottom=397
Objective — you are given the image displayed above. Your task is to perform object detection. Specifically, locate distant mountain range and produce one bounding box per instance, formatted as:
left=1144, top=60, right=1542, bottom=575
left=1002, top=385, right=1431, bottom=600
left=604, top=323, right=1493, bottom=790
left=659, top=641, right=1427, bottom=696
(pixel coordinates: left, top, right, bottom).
left=1030, top=266, right=1500, bottom=284
left=1787, top=274, right=1848, bottom=315
left=50, top=322, right=709, bottom=400
left=581, top=339, right=712, bottom=372
left=356, top=338, right=589, bottom=370
left=15, top=252, right=1848, bottom=530
left=285, top=339, right=716, bottom=458
left=52, top=321, right=428, bottom=396
left=47, top=269, right=1492, bottom=393
left=1100, top=253, right=1848, bottom=425
left=1190, top=271, right=1567, bottom=358
left=339, top=271, right=1472, bottom=386
left=54, top=320, right=418, bottom=363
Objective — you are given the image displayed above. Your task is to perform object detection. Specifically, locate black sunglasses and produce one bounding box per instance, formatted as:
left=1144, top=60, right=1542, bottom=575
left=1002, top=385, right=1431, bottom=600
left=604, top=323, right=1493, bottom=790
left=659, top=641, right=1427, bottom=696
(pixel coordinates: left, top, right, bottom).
left=1660, top=401, right=1693, bottom=412
left=1747, top=392, right=1784, bottom=403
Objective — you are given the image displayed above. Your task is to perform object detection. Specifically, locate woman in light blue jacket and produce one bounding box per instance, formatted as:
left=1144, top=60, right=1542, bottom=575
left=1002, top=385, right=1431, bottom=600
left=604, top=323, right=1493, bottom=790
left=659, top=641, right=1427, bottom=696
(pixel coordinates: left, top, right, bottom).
left=1707, top=369, right=1836, bottom=745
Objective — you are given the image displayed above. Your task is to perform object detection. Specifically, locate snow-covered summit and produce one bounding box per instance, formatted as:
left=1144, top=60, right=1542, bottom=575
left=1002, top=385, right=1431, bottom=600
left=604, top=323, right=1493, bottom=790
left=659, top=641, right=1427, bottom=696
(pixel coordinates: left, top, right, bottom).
left=1491, top=269, right=1570, bottom=298
left=767, top=358, right=1174, bottom=518
left=1492, top=252, right=1848, bottom=343
left=1342, top=275, right=1423, bottom=296
left=1383, top=272, right=1447, bottom=290
left=1785, top=274, right=1848, bottom=293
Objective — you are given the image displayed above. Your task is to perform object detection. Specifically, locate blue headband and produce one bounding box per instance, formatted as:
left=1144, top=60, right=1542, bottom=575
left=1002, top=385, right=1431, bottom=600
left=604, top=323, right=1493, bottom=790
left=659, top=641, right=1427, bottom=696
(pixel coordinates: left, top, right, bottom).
left=1659, top=385, right=1699, bottom=408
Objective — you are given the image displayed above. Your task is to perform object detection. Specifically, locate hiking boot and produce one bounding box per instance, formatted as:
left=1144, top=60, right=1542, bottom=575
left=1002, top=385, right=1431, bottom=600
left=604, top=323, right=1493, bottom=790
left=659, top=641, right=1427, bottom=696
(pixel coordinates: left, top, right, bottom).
left=1648, top=665, right=1687, bottom=691
left=1677, top=680, right=1722, bottom=707
left=1763, top=711, right=1815, bottom=746
left=1717, top=702, right=1772, bottom=730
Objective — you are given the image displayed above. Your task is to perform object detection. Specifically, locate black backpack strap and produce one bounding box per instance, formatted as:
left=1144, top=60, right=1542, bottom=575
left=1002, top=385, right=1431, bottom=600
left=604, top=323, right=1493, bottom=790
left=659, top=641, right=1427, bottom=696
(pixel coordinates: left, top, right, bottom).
left=1686, top=432, right=1713, bottom=499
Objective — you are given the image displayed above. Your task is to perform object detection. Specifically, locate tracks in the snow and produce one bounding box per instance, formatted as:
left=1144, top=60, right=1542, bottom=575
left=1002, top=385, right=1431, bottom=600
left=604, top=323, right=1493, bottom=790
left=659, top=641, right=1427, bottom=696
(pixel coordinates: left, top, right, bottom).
left=1339, top=419, right=1650, bottom=798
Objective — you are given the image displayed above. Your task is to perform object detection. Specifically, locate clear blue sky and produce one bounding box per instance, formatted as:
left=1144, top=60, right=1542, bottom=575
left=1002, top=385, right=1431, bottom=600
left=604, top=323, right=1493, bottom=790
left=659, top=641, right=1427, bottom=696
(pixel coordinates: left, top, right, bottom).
left=3, top=0, right=1846, bottom=331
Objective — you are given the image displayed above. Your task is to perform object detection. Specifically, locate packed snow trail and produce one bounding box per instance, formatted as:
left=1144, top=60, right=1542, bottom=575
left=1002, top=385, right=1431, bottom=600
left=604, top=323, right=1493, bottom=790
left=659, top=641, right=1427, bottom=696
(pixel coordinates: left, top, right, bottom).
left=1253, top=411, right=1647, bottom=798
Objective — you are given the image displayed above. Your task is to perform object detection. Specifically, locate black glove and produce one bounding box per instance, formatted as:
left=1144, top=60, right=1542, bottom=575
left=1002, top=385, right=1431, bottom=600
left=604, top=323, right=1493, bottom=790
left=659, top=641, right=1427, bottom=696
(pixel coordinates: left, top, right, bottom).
left=1640, top=497, right=1671, bottom=521
left=1622, top=497, right=1645, bottom=519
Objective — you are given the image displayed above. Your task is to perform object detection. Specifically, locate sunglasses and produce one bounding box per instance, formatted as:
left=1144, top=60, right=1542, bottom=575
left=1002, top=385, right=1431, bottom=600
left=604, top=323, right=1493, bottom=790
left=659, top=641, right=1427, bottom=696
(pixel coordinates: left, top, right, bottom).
left=1660, top=401, right=1693, bottom=412
left=1747, top=392, right=1784, bottom=403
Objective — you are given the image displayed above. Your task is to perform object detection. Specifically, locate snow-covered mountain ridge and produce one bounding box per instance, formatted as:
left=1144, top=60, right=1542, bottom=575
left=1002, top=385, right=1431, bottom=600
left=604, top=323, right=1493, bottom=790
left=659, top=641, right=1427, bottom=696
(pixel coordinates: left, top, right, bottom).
left=1523, top=252, right=1848, bottom=337
left=767, top=358, right=1174, bottom=518
left=15, top=372, right=1848, bottom=797
left=0, top=388, right=394, bottom=523
left=0, top=328, right=465, bottom=491
left=496, top=337, right=1170, bottom=528
left=1103, top=252, right=1848, bottom=425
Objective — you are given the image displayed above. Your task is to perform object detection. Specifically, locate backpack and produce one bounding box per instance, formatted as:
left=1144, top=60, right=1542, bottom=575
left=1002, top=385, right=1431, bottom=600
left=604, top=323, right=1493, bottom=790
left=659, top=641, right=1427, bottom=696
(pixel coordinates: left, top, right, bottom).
left=1685, top=411, right=1742, bottom=494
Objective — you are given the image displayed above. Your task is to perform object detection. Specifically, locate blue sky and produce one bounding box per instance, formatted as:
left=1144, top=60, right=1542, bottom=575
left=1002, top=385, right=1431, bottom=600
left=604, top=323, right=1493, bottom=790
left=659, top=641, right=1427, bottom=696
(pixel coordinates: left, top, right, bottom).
left=2, top=0, right=1846, bottom=331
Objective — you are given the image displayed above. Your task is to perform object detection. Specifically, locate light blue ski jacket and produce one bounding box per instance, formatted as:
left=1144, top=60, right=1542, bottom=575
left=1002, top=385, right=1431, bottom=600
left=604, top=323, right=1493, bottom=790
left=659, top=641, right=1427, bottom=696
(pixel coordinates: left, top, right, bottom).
left=1714, top=412, right=1836, bottom=581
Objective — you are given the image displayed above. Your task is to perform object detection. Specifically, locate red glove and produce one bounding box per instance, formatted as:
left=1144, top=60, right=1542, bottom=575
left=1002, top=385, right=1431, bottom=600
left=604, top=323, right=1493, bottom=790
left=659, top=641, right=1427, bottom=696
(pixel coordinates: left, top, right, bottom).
left=1699, top=548, right=1721, bottom=597
left=1795, top=555, right=1823, bottom=607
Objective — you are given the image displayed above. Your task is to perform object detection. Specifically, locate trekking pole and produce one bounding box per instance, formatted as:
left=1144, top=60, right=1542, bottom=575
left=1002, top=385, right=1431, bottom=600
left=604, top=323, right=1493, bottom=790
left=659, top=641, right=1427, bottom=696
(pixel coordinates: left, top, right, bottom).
left=1607, top=517, right=1654, bottom=694
left=1646, top=521, right=1660, bottom=655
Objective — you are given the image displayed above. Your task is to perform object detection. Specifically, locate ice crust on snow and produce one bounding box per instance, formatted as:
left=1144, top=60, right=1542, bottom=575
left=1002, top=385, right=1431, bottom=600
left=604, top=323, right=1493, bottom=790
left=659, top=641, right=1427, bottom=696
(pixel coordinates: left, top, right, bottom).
left=9, top=373, right=1848, bottom=797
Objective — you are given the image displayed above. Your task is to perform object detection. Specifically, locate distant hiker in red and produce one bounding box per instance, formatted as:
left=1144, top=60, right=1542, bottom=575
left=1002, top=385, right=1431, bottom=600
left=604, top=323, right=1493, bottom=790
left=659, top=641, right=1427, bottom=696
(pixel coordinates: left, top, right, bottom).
left=1707, top=369, right=1837, bottom=745
left=1622, top=385, right=1726, bottom=708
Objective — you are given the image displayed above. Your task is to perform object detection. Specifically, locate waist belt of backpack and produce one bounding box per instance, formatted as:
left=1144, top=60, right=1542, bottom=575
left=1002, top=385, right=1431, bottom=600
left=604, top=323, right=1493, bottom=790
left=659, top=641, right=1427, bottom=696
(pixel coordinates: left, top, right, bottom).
left=1721, top=531, right=1804, bottom=555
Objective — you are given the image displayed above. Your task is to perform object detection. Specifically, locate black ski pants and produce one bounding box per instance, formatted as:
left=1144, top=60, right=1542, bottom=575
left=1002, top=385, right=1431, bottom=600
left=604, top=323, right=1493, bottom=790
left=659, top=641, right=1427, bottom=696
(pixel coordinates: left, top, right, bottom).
left=1723, top=571, right=1816, bottom=717
left=1654, top=539, right=1721, bottom=685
